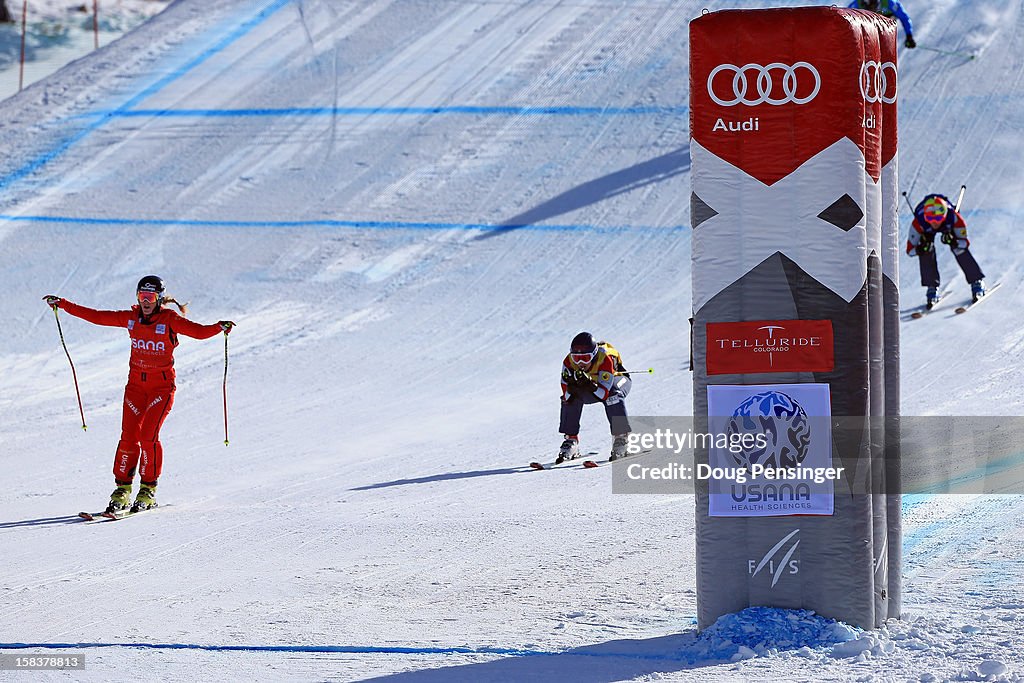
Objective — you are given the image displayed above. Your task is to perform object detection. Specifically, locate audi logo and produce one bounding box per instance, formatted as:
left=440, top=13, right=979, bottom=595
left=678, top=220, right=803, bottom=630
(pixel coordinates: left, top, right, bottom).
left=707, top=62, right=821, bottom=107
left=860, top=61, right=897, bottom=104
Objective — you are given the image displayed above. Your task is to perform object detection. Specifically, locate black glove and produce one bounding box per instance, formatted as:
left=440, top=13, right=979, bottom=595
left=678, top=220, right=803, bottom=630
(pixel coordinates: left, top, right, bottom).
left=42, top=295, right=62, bottom=308
left=905, top=35, right=916, bottom=49
left=218, top=320, right=236, bottom=334
left=915, top=241, right=933, bottom=255
left=573, top=368, right=597, bottom=389
left=940, top=231, right=955, bottom=246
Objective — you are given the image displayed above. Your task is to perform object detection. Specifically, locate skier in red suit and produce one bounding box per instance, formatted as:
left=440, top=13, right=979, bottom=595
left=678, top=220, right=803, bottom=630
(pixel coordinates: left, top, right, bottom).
left=44, top=275, right=234, bottom=513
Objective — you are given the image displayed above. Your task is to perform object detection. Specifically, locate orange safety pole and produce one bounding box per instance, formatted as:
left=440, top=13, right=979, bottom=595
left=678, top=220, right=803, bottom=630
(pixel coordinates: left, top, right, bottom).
left=18, top=0, right=27, bottom=91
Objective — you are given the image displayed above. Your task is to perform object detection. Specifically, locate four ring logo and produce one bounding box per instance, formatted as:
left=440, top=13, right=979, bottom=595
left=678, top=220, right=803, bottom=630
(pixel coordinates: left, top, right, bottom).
left=860, top=61, right=897, bottom=104
left=707, top=62, right=821, bottom=106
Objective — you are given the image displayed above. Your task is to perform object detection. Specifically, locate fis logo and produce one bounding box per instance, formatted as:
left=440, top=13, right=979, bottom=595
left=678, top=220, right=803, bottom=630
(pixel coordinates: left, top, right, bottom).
left=748, top=529, right=800, bottom=587
left=132, top=339, right=166, bottom=352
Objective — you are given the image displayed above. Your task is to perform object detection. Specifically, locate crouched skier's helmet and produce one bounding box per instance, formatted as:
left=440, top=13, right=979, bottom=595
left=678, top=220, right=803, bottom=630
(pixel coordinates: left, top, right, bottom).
left=921, top=196, right=949, bottom=227
left=570, top=331, right=598, bottom=368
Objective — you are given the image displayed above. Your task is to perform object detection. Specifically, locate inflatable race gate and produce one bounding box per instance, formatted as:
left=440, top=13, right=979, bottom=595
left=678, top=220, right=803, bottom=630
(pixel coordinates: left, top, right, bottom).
left=689, top=7, right=900, bottom=630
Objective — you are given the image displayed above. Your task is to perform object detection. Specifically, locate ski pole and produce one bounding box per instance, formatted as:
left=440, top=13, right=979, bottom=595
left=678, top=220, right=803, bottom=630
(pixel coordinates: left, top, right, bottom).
left=223, top=330, right=230, bottom=446
left=917, top=45, right=975, bottom=60
left=901, top=191, right=915, bottom=212
left=49, top=304, right=87, bottom=431
left=953, top=184, right=966, bottom=212
left=614, top=368, right=654, bottom=377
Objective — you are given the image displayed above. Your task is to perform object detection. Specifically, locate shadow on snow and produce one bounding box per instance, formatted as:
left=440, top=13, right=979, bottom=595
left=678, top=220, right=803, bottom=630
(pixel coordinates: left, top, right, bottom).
left=359, top=632, right=740, bottom=683
left=474, top=147, right=690, bottom=239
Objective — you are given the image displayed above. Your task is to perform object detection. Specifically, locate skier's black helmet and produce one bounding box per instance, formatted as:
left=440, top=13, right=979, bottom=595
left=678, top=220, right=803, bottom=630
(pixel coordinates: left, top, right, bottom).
left=570, top=331, right=597, bottom=353
left=570, top=331, right=598, bottom=366
left=136, top=275, right=165, bottom=306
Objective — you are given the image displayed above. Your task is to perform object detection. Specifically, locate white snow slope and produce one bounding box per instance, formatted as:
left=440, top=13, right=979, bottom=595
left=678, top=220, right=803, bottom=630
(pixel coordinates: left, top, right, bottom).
left=1, top=0, right=1022, bottom=681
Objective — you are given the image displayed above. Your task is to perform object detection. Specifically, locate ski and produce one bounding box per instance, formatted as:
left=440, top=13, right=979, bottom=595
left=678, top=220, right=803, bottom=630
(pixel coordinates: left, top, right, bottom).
left=528, top=459, right=588, bottom=471
left=530, top=461, right=588, bottom=470
left=101, top=504, right=157, bottom=520
left=954, top=282, right=1001, bottom=314
left=532, top=459, right=602, bottom=470
left=529, top=452, right=600, bottom=470
left=78, top=505, right=158, bottom=521
left=530, top=448, right=652, bottom=470
left=907, top=292, right=951, bottom=319
left=533, top=449, right=652, bottom=470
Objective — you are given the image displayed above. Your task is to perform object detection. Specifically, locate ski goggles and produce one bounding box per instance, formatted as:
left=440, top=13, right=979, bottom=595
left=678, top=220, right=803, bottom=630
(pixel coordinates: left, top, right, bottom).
left=571, top=350, right=596, bottom=364
left=137, top=290, right=160, bottom=304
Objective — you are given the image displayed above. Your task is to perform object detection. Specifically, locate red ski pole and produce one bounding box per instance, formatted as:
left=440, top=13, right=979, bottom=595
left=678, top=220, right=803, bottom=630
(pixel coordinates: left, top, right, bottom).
left=222, top=330, right=230, bottom=446
left=18, top=0, right=27, bottom=92
left=50, top=304, right=87, bottom=431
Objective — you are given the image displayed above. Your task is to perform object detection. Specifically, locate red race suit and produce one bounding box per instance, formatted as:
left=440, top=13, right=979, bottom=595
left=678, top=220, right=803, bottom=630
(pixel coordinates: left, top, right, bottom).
left=57, top=300, right=222, bottom=485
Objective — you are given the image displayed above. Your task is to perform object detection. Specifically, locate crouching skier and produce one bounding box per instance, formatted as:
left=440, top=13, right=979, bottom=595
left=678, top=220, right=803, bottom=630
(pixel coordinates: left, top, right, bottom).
left=557, top=332, right=632, bottom=463
left=906, top=193, right=987, bottom=308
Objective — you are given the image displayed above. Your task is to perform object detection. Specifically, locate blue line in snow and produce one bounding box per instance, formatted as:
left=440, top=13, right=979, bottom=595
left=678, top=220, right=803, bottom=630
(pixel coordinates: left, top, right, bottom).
left=0, top=0, right=292, bottom=193
left=0, top=634, right=761, bottom=664
left=0, top=214, right=687, bottom=234
left=0, top=641, right=691, bottom=662
left=907, top=450, right=1024, bottom=495
left=0, top=642, right=552, bottom=657
left=77, top=105, right=689, bottom=118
